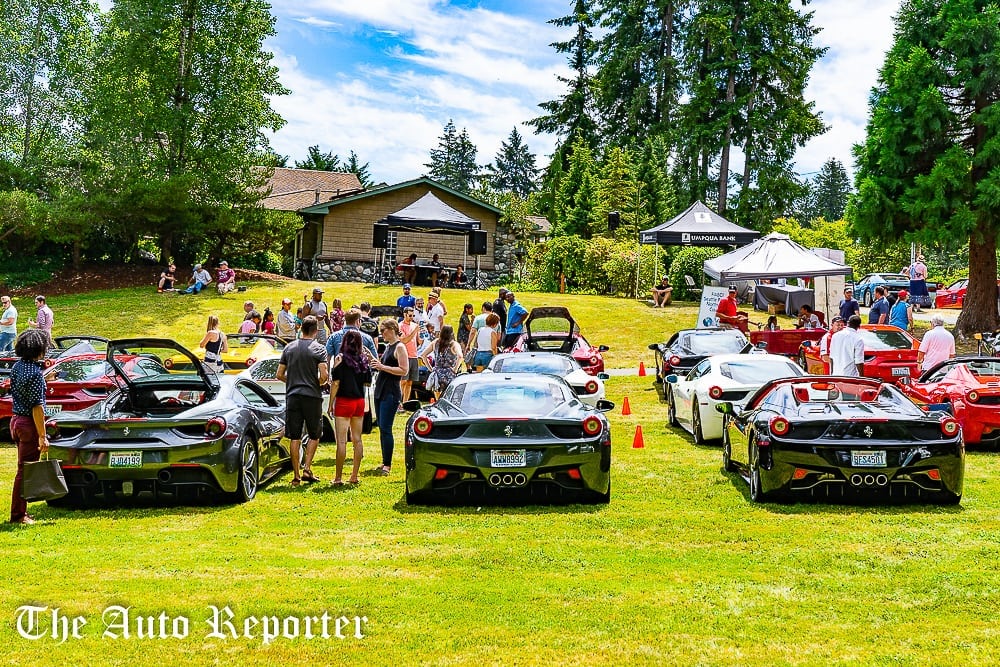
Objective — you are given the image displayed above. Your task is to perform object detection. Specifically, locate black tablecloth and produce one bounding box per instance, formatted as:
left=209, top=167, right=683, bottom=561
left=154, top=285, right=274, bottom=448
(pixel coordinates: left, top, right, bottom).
left=753, top=284, right=815, bottom=314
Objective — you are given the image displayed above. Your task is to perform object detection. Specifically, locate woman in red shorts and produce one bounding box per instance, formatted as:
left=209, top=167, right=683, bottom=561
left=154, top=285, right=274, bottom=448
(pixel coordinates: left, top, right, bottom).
left=328, top=330, right=372, bottom=485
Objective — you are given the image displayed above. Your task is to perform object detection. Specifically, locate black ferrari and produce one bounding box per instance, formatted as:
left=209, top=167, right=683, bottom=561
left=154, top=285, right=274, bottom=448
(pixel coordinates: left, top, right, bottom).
left=46, top=338, right=289, bottom=505
left=719, top=376, right=964, bottom=503
left=402, top=373, right=613, bottom=504
left=649, top=327, right=748, bottom=390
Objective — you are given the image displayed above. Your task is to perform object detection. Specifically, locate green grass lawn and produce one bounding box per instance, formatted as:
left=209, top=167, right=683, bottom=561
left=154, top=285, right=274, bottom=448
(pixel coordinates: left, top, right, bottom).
left=2, top=283, right=997, bottom=665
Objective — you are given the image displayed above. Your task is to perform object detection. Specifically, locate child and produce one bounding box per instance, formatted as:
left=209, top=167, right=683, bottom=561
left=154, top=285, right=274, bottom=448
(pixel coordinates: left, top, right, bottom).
left=239, top=311, right=261, bottom=334
left=766, top=315, right=779, bottom=331
left=330, top=298, right=345, bottom=332
left=294, top=307, right=303, bottom=336
left=261, top=308, right=275, bottom=335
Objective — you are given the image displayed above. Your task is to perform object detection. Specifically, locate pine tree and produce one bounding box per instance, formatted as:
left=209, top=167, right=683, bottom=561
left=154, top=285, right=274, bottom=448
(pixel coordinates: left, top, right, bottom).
left=595, top=146, right=641, bottom=238
left=485, top=127, right=538, bottom=197
left=345, top=150, right=374, bottom=187
left=424, top=119, right=479, bottom=193
left=810, top=158, right=850, bottom=221
left=553, top=138, right=598, bottom=238
left=295, top=145, right=342, bottom=171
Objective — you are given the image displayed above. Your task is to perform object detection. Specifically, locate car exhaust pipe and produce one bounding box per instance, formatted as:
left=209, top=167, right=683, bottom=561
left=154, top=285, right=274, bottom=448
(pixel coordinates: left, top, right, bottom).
left=514, top=473, right=527, bottom=486
left=488, top=473, right=502, bottom=486
left=157, top=469, right=172, bottom=484
left=864, top=474, right=875, bottom=486
left=502, top=474, right=514, bottom=485
left=876, top=474, right=888, bottom=486
left=81, top=470, right=97, bottom=485
left=850, top=474, right=862, bottom=486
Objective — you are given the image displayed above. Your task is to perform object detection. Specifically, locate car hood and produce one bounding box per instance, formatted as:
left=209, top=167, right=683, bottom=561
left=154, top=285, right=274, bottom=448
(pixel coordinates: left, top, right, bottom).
left=107, top=338, right=218, bottom=398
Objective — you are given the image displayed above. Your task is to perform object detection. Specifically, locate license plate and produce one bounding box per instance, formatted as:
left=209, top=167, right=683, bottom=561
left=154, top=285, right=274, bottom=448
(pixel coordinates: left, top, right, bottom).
left=109, top=451, right=143, bottom=468
left=851, top=450, right=886, bottom=467
left=490, top=449, right=526, bottom=468
left=891, top=367, right=910, bottom=376
left=43, top=405, right=62, bottom=416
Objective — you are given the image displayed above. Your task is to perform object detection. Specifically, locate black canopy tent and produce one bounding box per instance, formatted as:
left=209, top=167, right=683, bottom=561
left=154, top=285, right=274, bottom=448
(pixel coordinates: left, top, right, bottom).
left=375, top=192, right=485, bottom=286
left=639, top=201, right=760, bottom=246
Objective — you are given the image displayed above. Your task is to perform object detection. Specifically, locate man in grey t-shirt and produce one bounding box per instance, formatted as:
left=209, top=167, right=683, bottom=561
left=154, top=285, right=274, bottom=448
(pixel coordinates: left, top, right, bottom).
left=0, top=295, right=16, bottom=352
left=302, top=287, right=331, bottom=345
left=277, top=316, right=329, bottom=485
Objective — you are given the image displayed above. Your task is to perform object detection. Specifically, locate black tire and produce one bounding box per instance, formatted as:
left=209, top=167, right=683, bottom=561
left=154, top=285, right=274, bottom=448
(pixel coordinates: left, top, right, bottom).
left=321, top=415, right=335, bottom=442
left=593, top=479, right=611, bottom=504
left=939, top=492, right=962, bottom=505
left=722, top=426, right=736, bottom=472
left=229, top=436, right=259, bottom=503
left=749, top=464, right=767, bottom=503
left=667, top=387, right=679, bottom=426
left=692, top=401, right=705, bottom=445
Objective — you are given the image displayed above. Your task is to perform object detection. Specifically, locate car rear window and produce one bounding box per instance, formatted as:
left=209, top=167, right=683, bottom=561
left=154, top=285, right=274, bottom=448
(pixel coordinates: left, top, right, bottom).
left=448, top=380, right=571, bottom=415
left=683, top=333, right=746, bottom=354
left=859, top=329, right=913, bottom=350
left=47, top=359, right=110, bottom=382
left=493, top=356, right=576, bottom=375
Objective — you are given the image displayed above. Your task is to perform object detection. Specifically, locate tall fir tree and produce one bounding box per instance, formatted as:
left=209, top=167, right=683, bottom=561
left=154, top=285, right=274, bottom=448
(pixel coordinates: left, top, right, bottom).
left=851, top=0, right=1000, bottom=334
left=295, top=145, right=342, bottom=171
left=485, top=127, right=538, bottom=197
left=595, top=146, right=641, bottom=238
left=553, top=138, right=598, bottom=238
left=810, top=158, right=850, bottom=221
left=424, top=119, right=479, bottom=193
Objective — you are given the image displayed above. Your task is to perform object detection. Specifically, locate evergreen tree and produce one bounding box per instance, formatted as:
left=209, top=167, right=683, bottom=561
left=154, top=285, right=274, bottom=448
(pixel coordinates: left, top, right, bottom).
left=851, top=0, right=1000, bottom=334
left=595, top=146, right=641, bottom=238
left=553, top=138, right=598, bottom=238
left=485, top=127, right=538, bottom=197
left=345, top=150, right=374, bottom=188
left=295, top=145, right=342, bottom=171
left=424, top=119, right=479, bottom=193
left=810, top=158, right=850, bottom=222
left=636, top=135, right=678, bottom=227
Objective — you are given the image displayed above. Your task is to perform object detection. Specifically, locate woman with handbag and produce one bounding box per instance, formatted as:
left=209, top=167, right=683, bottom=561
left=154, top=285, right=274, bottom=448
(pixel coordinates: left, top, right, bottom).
left=470, top=312, right=501, bottom=372
left=9, top=329, right=50, bottom=525
left=420, top=324, right=463, bottom=400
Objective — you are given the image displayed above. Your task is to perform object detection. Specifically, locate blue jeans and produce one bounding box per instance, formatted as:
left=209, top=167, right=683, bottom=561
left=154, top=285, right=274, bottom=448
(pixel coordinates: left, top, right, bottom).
left=375, top=395, right=400, bottom=467
left=0, top=332, right=14, bottom=353
left=183, top=281, right=205, bottom=294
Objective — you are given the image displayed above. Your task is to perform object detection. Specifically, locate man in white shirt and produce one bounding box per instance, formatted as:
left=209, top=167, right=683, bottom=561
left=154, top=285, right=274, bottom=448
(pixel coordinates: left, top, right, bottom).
left=918, top=315, right=956, bottom=371
left=426, top=292, right=445, bottom=333
left=0, top=295, right=17, bottom=352
left=829, top=315, right=865, bottom=377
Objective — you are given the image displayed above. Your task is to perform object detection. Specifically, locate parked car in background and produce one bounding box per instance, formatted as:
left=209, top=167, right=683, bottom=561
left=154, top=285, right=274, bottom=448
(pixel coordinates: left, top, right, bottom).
left=485, top=351, right=610, bottom=408
left=854, top=273, right=910, bottom=306
left=164, top=333, right=286, bottom=374
left=507, top=307, right=609, bottom=375
left=719, top=376, right=964, bottom=504
left=934, top=278, right=968, bottom=309
left=402, top=373, right=613, bottom=504
left=46, top=339, right=289, bottom=506
left=0, top=335, right=110, bottom=376
left=665, top=352, right=804, bottom=444
left=649, top=328, right=749, bottom=390
left=798, top=324, right=920, bottom=381
left=897, top=357, right=1000, bottom=446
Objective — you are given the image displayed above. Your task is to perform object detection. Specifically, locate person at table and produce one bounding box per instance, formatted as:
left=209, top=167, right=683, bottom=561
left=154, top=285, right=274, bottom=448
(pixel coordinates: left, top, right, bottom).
left=428, top=253, right=446, bottom=287
left=398, top=253, right=418, bottom=285
left=715, top=286, right=748, bottom=329
left=651, top=277, right=673, bottom=307
left=449, top=265, right=468, bottom=288
left=765, top=315, right=779, bottom=331
left=796, top=304, right=820, bottom=329
left=396, top=283, right=415, bottom=310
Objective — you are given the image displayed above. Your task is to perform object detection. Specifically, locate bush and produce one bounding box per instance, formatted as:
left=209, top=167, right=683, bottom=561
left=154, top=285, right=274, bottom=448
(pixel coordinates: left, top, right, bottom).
left=226, top=250, right=285, bottom=275
left=669, top=246, right=723, bottom=300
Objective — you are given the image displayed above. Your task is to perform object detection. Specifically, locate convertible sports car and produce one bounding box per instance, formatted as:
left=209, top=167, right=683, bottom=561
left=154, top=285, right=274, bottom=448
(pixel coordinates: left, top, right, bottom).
left=403, top=373, right=613, bottom=504
left=798, top=324, right=920, bottom=381
left=649, top=327, right=749, bottom=389
left=0, top=353, right=166, bottom=435
left=665, top=352, right=804, bottom=444
left=719, top=376, right=964, bottom=504
left=164, top=333, right=286, bottom=373
left=508, top=307, right=609, bottom=375
left=897, top=357, right=1000, bottom=446
left=933, top=278, right=1000, bottom=309
left=484, top=351, right=611, bottom=407
left=854, top=273, right=910, bottom=306
left=0, top=335, right=109, bottom=376
left=46, top=339, right=289, bottom=505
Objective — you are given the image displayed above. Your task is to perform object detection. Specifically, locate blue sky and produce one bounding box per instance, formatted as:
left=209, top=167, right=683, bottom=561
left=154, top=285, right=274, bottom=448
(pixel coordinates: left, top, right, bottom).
left=266, top=0, right=901, bottom=185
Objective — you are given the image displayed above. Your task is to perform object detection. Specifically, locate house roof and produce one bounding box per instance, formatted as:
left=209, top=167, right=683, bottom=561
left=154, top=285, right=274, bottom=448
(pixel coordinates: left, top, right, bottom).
left=527, top=215, right=550, bottom=235
left=260, top=167, right=363, bottom=211
left=297, top=176, right=502, bottom=216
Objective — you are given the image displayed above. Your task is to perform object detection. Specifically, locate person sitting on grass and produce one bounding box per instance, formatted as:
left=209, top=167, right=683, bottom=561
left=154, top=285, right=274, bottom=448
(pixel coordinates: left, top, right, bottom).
left=157, top=264, right=176, bottom=292
left=651, top=277, right=673, bottom=307
left=180, top=263, right=213, bottom=294
left=216, top=261, right=236, bottom=294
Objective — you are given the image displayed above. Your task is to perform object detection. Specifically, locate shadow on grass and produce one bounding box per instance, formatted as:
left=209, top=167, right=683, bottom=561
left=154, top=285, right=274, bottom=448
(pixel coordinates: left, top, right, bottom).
left=719, top=469, right=964, bottom=515
left=391, top=496, right=607, bottom=516
left=6, top=500, right=232, bottom=527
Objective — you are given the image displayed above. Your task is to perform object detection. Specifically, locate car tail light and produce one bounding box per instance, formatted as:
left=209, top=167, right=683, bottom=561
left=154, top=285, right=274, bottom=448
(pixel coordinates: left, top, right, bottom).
left=567, top=468, right=582, bottom=480
left=709, top=386, right=723, bottom=400
left=246, top=357, right=256, bottom=368
left=584, top=380, right=599, bottom=394
left=940, top=417, right=959, bottom=437
left=164, top=358, right=173, bottom=369
left=413, top=416, right=433, bottom=437
left=43, top=359, right=55, bottom=369
left=967, top=390, right=980, bottom=403
left=205, top=417, right=227, bottom=437
left=769, top=416, right=790, bottom=437
left=792, top=468, right=809, bottom=480
left=864, top=355, right=876, bottom=362
left=45, top=419, right=59, bottom=439
left=927, top=468, right=942, bottom=480
left=669, top=355, right=681, bottom=367
left=582, top=416, right=602, bottom=436
left=433, top=468, right=449, bottom=480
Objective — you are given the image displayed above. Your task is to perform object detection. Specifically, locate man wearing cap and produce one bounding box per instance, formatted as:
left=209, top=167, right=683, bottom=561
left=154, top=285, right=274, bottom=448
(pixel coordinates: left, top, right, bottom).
left=839, top=287, right=860, bottom=321
left=396, top=283, right=416, bottom=310
left=302, top=287, right=331, bottom=345
left=216, top=261, right=236, bottom=294
left=716, top=286, right=748, bottom=330
left=889, top=289, right=913, bottom=331
left=276, top=298, right=297, bottom=340
left=918, top=315, right=955, bottom=371
left=820, top=316, right=845, bottom=368
left=182, top=263, right=212, bottom=294
left=426, top=292, right=445, bottom=334
left=651, top=276, right=673, bottom=307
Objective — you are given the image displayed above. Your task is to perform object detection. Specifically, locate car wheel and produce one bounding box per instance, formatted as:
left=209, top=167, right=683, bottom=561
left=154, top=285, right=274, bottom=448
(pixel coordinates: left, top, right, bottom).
left=321, top=415, right=335, bottom=442
left=692, top=401, right=705, bottom=445
left=722, top=426, right=736, bottom=472
left=230, top=436, right=259, bottom=503
left=667, top=387, right=679, bottom=427
left=749, top=464, right=767, bottom=503
left=939, top=492, right=962, bottom=505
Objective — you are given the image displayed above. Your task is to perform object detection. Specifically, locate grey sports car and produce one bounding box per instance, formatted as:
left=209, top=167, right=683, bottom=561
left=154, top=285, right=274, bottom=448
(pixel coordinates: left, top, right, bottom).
left=46, top=338, right=289, bottom=505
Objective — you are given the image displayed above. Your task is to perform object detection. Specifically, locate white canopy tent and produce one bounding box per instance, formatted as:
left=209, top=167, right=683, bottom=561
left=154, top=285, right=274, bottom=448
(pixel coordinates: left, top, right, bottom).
left=703, top=232, right=852, bottom=282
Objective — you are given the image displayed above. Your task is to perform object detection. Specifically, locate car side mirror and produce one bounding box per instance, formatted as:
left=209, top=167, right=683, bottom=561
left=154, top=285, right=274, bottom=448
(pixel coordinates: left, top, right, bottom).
left=596, top=372, right=610, bottom=380
left=665, top=374, right=678, bottom=384
left=715, top=401, right=733, bottom=415
left=598, top=345, right=610, bottom=352
left=801, top=340, right=812, bottom=348
left=401, top=399, right=422, bottom=412
left=755, top=341, right=767, bottom=350
left=595, top=399, right=615, bottom=412
left=647, top=343, right=659, bottom=350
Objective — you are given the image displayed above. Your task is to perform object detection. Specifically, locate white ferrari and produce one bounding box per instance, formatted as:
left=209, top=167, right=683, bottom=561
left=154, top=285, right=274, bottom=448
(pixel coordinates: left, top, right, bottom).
left=484, top=352, right=609, bottom=407
left=666, top=352, right=803, bottom=444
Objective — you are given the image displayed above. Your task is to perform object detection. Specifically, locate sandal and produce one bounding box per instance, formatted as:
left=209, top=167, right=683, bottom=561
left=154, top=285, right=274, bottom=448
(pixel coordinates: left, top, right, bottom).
left=302, top=470, right=321, bottom=483
left=348, top=478, right=360, bottom=485
left=332, top=479, right=344, bottom=487
left=376, top=466, right=391, bottom=476
left=290, top=478, right=301, bottom=487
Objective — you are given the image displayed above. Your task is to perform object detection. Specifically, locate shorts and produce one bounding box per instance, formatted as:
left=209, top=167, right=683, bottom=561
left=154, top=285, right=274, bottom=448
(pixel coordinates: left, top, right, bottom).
left=218, top=282, right=235, bottom=294
left=473, top=351, right=494, bottom=368
left=334, top=396, right=366, bottom=418
left=404, top=358, right=420, bottom=382
left=285, top=394, right=323, bottom=441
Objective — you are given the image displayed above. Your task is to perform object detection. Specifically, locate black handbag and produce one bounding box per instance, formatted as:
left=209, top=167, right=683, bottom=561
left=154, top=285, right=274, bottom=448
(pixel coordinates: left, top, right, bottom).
left=22, top=455, right=69, bottom=502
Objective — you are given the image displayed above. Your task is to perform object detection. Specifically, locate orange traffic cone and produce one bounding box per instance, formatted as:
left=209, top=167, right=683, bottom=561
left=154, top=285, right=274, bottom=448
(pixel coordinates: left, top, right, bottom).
left=638, top=361, right=647, bottom=377
left=632, top=424, right=645, bottom=448
left=621, top=396, right=632, bottom=416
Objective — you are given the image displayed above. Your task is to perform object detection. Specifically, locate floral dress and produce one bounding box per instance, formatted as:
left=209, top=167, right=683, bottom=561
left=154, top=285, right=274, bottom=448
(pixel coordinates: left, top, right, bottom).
left=330, top=308, right=345, bottom=332
left=434, top=343, right=460, bottom=391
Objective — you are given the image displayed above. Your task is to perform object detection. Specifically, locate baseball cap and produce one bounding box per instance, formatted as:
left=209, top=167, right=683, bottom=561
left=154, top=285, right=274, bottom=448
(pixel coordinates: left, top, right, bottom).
left=313, top=287, right=324, bottom=293
left=898, top=289, right=909, bottom=299
left=281, top=298, right=292, bottom=305
left=218, top=260, right=228, bottom=266
left=403, top=283, right=411, bottom=289
left=194, top=263, right=202, bottom=270
left=728, top=285, right=737, bottom=292
left=831, top=315, right=845, bottom=323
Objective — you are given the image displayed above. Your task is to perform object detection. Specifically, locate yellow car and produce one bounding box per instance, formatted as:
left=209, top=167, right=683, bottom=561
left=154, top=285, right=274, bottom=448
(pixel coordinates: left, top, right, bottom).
left=164, top=334, right=287, bottom=374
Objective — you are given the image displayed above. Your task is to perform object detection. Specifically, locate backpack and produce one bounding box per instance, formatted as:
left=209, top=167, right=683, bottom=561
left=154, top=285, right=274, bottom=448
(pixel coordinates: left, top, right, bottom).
left=359, top=316, right=379, bottom=338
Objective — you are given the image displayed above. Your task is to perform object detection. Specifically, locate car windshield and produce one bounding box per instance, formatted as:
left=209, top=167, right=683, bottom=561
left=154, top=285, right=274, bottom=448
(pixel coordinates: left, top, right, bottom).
left=719, top=360, right=802, bottom=384
left=447, top=379, right=572, bottom=416
left=492, top=355, right=576, bottom=375
left=859, top=328, right=913, bottom=350
left=46, top=359, right=111, bottom=382
left=875, top=274, right=908, bottom=282
left=947, top=280, right=967, bottom=291
left=961, top=359, right=1000, bottom=378
left=682, top=332, right=746, bottom=354
left=249, top=358, right=280, bottom=381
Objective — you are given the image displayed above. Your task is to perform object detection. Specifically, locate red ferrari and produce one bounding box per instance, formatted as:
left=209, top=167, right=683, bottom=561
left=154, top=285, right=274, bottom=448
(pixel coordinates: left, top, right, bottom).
left=898, top=357, right=1000, bottom=446
left=0, top=353, right=166, bottom=435
left=798, top=324, right=920, bottom=381
left=934, top=278, right=1000, bottom=309
left=507, top=307, right=609, bottom=375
